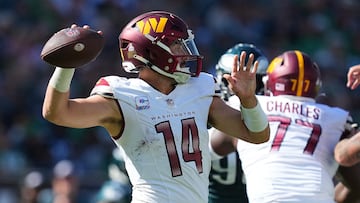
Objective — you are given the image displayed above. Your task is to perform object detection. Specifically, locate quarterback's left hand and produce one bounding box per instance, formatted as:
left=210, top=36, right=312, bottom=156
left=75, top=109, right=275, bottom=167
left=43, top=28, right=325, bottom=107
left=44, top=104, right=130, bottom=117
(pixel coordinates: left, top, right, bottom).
left=223, top=51, right=258, bottom=108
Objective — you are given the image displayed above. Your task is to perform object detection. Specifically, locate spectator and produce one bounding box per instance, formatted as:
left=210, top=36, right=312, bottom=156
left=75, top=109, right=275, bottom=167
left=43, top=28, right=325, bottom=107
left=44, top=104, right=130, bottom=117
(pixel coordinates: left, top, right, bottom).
left=37, top=159, right=89, bottom=203
left=94, top=148, right=131, bottom=203
left=19, top=170, right=46, bottom=203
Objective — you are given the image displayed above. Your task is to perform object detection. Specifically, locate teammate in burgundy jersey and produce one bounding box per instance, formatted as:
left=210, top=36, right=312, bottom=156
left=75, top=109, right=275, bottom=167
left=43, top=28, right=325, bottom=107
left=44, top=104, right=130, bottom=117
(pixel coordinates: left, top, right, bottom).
left=211, top=50, right=358, bottom=203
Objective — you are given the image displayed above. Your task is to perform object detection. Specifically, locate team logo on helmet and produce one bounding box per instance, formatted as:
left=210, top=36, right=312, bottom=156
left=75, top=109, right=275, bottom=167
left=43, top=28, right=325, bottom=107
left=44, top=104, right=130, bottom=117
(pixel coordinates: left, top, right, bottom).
left=136, top=17, right=168, bottom=35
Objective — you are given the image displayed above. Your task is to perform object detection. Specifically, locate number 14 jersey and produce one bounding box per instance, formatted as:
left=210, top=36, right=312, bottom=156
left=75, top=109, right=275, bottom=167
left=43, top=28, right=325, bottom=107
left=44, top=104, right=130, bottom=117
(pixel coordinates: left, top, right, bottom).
left=91, top=73, right=218, bottom=203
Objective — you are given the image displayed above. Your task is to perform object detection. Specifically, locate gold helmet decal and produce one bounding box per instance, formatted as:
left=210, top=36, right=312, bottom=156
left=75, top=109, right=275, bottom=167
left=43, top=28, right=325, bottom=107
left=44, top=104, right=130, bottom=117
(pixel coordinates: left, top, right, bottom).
left=136, top=17, right=168, bottom=35
left=293, top=50, right=305, bottom=96
left=267, top=56, right=282, bottom=74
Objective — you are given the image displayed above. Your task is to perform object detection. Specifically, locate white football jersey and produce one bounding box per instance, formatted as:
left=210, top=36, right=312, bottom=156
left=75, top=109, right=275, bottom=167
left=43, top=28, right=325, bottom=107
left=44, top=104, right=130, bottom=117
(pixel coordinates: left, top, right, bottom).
left=228, top=95, right=350, bottom=203
left=91, top=73, right=218, bottom=203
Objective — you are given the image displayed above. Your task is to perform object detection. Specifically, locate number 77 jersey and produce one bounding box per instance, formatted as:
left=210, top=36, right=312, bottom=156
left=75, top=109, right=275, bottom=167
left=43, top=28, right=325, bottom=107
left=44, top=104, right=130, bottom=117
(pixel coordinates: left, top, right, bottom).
left=232, top=94, right=350, bottom=203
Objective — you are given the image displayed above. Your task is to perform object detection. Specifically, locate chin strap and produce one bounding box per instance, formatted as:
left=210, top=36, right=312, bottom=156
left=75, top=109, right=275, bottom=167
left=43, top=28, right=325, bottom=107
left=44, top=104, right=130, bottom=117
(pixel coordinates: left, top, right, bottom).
left=150, top=64, right=190, bottom=84
left=124, top=55, right=191, bottom=84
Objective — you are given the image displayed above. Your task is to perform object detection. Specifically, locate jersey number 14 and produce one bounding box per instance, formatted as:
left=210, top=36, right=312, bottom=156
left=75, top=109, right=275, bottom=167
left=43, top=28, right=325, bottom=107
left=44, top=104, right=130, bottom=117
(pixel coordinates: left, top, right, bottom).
left=155, top=117, right=203, bottom=177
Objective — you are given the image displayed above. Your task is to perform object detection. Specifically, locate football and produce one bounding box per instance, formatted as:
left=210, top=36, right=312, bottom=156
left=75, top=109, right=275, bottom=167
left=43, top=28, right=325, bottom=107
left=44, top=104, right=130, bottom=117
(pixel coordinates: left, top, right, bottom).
left=40, top=26, right=104, bottom=68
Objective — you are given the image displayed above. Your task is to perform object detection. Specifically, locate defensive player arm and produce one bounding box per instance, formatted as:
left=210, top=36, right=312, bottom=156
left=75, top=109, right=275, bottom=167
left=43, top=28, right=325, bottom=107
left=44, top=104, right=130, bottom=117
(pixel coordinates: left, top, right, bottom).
left=209, top=96, right=269, bottom=144
left=334, top=182, right=350, bottom=203
left=335, top=130, right=360, bottom=167
left=334, top=163, right=360, bottom=202
left=209, top=127, right=238, bottom=157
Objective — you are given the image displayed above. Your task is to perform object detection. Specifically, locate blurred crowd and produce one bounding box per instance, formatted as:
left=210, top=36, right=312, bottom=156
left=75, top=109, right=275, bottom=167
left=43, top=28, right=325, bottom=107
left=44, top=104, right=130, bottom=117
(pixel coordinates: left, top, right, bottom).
left=0, top=0, right=360, bottom=202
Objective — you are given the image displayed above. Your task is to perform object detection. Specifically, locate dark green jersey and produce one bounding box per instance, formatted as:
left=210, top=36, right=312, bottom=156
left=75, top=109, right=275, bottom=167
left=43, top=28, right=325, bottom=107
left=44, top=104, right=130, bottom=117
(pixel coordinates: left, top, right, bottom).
left=208, top=151, right=248, bottom=203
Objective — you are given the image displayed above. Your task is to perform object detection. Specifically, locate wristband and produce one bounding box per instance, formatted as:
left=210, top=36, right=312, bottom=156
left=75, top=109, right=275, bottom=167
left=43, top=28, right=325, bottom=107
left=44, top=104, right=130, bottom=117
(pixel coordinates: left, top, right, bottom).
left=241, top=101, right=268, bottom=133
left=49, top=67, right=75, bottom=92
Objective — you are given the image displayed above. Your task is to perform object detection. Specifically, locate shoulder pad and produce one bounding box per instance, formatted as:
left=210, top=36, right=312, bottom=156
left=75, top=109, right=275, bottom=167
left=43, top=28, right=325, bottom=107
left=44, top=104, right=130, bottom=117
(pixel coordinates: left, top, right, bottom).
left=90, top=77, right=116, bottom=99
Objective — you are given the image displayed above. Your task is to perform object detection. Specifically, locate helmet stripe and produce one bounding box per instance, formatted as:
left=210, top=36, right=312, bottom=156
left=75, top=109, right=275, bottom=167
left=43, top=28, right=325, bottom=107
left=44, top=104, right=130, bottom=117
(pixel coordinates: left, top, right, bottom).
left=294, top=50, right=304, bottom=96
left=267, top=57, right=282, bottom=74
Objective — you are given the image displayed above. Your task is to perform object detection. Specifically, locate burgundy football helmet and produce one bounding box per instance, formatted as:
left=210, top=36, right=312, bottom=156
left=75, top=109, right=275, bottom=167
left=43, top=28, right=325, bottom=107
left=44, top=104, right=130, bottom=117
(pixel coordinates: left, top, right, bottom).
left=264, top=50, right=321, bottom=98
left=119, top=11, right=203, bottom=83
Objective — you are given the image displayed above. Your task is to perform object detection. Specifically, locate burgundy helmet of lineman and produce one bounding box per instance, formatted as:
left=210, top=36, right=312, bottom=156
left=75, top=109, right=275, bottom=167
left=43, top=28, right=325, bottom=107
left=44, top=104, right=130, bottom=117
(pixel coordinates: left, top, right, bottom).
left=263, top=50, right=322, bottom=98
left=119, top=11, right=203, bottom=83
